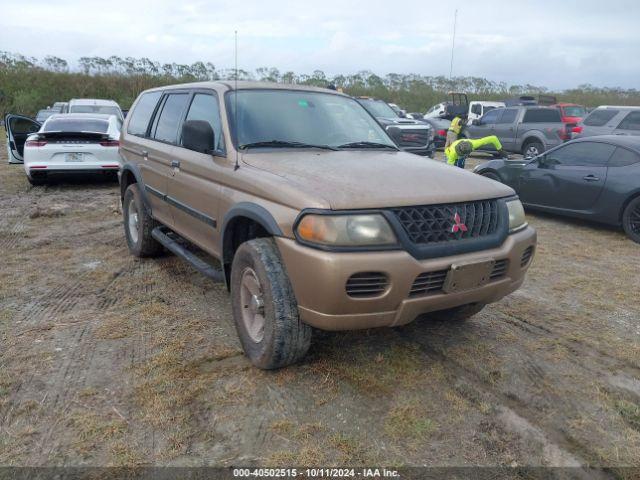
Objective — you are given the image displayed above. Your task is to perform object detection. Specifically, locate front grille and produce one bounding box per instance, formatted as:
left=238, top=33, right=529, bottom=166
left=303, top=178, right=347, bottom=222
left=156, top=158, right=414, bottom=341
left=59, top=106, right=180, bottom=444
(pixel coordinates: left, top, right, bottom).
left=409, top=269, right=448, bottom=297
left=521, top=246, right=534, bottom=267
left=392, top=128, right=430, bottom=148
left=392, top=200, right=500, bottom=245
left=345, top=272, right=388, bottom=298
left=490, top=259, right=509, bottom=279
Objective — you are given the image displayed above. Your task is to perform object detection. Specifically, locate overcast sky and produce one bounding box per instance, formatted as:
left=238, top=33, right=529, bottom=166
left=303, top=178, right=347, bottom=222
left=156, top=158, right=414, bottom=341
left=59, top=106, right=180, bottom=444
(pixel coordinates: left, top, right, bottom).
left=2, top=0, right=639, bottom=89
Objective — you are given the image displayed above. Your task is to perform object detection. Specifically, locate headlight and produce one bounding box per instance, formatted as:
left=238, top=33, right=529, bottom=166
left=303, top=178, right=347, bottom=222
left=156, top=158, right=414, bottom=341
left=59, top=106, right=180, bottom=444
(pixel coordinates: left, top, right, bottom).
left=506, top=199, right=527, bottom=233
left=296, top=214, right=397, bottom=247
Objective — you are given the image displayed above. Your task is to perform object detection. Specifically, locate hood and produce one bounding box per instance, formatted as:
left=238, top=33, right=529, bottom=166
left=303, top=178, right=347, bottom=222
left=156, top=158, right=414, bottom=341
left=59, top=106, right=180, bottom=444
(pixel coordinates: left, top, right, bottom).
left=242, top=150, right=515, bottom=210
left=376, top=117, right=430, bottom=127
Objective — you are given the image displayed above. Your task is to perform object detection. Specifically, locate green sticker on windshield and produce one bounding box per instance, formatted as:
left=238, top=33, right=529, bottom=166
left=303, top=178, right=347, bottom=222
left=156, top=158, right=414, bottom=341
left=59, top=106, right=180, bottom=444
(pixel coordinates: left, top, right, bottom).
left=298, top=100, right=309, bottom=107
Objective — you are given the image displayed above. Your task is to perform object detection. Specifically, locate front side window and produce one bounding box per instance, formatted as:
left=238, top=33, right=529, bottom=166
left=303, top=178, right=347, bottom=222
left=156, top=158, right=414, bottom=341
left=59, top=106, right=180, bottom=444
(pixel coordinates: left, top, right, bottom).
left=616, top=111, right=640, bottom=131
left=480, top=108, right=501, bottom=124
left=128, top=91, right=162, bottom=136
left=153, top=93, right=190, bottom=144
left=583, top=109, right=619, bottom=127
left=227, top=90, right=395, bottom=149
left=182, top=93, right=225, bottom=152
left=546, top=142, right=615, bottom=167
left=523, top=109, right=561, bottom=123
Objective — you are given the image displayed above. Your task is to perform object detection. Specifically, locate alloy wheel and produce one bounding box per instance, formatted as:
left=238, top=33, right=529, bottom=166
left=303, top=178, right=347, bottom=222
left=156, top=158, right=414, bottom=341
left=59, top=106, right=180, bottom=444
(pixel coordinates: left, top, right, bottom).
left=240, top=267, right=266, bottom=343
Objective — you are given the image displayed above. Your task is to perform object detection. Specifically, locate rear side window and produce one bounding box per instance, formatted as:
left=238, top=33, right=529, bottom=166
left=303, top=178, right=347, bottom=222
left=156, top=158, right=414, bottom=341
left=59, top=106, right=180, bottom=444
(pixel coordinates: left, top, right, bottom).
left=496, top=108, right=517, bottom=124
left=608, top=147, right=640, bottom=167
left=182, top=93, right=225, bottom=152
left=616, top=111, right=640, bottom=131
left=127, top=91, right=162, bottom=136
left=547, top=142, right=615, bottom=167
left=153, top=93, right=190, bottom=144
left=583, top=109, right=619, bottom=127
left=522, top=109, right=561, bottom=123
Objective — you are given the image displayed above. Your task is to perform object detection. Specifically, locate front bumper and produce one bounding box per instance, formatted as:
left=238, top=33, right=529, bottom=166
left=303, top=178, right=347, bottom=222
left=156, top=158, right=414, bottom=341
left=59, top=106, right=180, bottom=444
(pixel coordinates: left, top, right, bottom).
left=276, top=226, right=536, bottom=330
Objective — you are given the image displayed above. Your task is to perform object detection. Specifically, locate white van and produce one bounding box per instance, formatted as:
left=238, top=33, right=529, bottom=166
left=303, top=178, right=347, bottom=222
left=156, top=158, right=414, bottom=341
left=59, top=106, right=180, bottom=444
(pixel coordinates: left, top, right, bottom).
left=468, top=101, right=505, bottom=121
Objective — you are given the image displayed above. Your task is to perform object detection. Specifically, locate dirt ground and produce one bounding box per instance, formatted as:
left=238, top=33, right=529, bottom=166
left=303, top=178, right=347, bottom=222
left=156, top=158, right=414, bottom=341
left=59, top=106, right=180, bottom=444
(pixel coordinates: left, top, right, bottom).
left=1, top=131, right=639, bottom=474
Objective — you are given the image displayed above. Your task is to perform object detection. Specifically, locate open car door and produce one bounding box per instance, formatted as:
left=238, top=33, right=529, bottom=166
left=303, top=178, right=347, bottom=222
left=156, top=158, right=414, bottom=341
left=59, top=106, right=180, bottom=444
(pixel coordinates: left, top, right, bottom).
left=4, top=114, right=41, bottom=164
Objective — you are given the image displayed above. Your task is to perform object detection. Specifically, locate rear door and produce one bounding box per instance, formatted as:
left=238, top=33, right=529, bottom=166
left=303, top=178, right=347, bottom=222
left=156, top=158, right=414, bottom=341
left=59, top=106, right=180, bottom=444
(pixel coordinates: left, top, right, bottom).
left=121, top=90, right=174, bottom=227
left=519, top=141, right=615, bottom=211
left=464, top=108, right=502, bottom=139
left=493, top=108, right=518, bottom=151
left=166, top=90, right=226, bottom=256
left=4, top=115, right=41, bottom=163
left=613, top=111, right=640, bottom=137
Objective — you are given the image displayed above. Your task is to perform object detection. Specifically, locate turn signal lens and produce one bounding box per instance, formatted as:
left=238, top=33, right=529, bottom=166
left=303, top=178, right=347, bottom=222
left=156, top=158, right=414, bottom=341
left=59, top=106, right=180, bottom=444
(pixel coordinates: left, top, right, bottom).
left=296, top=214, right=397, bottom=247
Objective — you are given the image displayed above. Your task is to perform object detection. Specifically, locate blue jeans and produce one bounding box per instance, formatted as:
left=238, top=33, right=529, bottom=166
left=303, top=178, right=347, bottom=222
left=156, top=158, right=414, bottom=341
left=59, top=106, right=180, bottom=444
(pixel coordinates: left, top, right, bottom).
left=455, top=156, right=466, bottom=169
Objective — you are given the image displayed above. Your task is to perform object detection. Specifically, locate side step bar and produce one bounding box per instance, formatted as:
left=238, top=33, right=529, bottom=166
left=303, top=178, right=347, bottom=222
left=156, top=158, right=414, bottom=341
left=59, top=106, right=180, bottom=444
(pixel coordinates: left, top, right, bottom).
left=151, top=227, right=225, bottom=282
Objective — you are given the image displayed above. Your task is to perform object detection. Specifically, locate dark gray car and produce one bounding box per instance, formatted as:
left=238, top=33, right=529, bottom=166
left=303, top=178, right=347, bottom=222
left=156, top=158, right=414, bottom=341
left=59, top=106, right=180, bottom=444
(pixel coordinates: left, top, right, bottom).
left=572, top=106, right=640, bottom=139
left=473, top=135, right=640, bottom=243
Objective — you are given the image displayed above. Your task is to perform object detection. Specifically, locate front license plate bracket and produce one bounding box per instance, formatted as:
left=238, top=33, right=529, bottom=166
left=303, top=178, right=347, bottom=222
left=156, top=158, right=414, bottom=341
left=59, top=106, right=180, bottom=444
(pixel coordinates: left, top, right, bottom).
left=443, top=259, right=495, bottom=293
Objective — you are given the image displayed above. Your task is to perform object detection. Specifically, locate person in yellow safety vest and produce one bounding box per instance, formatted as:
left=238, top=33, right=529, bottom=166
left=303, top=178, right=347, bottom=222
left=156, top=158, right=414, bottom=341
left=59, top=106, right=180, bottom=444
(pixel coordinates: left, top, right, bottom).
left=445, top=114, right=466, bottom=148
left=445, top=136, right=507, bottom=168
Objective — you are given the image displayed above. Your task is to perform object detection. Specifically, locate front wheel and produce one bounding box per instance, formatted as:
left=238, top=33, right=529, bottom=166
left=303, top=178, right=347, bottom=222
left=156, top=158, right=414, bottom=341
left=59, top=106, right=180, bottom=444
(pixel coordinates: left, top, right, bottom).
left=230, top=238, right=311, bottom=369
left=622, top=196, right=640, bottom=244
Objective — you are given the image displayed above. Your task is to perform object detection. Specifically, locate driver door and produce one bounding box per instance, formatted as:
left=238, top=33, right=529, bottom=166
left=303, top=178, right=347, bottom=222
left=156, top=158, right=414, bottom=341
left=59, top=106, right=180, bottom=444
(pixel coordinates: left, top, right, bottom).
left=518, top=142, right=615, bottom=211
left=4, top=115, right=41, bottom=163
left=464, top=108, right=502, bottom=139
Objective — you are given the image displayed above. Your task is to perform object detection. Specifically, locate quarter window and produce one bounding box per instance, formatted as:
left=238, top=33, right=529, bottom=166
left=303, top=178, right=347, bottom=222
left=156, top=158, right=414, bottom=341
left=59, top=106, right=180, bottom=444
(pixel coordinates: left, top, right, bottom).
left=182, top=93, right=225, bottom=152
left=616, top=111, right=640, bottom=131
left=583, top=109, right=619, bottom=127
left=127, top=91, right=162, bottom=136
left=153, top=93, right=190, bottom=144
left=608, top=147, right=640, bottom=167
left=546, top=142, right=615, bottom=167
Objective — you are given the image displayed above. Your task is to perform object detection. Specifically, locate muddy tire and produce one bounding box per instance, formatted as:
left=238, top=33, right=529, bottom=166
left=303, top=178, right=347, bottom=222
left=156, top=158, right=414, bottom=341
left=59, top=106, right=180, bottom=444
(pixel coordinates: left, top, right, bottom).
left=429, top=303, right=486, bottom=322
left=230, top=238, right=311, bottom=369
left=522, top=140, right=545, bottom=158
left=123, top=183, right=162, bottom=257
left=622, top=196, right=640, bottom=244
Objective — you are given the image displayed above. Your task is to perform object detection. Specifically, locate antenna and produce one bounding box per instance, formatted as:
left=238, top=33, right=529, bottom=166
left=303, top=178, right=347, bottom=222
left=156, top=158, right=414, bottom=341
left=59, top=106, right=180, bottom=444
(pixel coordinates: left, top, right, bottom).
left=449, top=9, right=457, bottom=80
left=234, top=30, right=240, bottom=171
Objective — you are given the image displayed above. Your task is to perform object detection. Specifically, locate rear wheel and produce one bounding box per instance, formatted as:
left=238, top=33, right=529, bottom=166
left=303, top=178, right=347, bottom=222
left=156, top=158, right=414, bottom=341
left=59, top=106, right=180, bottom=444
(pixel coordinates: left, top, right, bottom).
left=522, top=140, right=545, bottom=158
left=230, top=238, right=311, bottom=369
left=429, top=303, right=486, bottom=322
left=622, top=196, right=640, bottom=244
left=123, top=183, right=163, bottom=257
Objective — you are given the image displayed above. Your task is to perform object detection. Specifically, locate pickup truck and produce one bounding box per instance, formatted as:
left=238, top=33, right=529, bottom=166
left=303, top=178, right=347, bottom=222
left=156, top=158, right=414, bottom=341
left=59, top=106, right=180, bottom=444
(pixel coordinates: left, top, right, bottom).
left=463, top=106, right=569, bottom=157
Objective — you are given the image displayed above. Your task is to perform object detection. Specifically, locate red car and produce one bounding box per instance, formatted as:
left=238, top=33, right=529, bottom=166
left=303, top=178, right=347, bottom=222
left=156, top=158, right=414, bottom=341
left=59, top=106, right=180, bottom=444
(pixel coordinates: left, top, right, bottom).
left=551, top=103, right=587, bottom=124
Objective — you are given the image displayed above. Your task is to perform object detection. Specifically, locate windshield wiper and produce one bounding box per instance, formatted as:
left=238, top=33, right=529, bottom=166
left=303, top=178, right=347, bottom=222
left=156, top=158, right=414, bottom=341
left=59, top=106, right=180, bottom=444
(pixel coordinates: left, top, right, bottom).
left=239, top=140, right=337, bottom=151
left=337, top=141, right=398, bottom=150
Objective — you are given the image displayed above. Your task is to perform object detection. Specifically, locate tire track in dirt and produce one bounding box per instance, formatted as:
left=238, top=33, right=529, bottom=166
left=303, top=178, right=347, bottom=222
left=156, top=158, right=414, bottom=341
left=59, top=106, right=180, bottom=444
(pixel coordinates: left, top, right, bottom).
left=0, top=217, right=27, bottom=250
left=395, top=325, right=611, bottom=473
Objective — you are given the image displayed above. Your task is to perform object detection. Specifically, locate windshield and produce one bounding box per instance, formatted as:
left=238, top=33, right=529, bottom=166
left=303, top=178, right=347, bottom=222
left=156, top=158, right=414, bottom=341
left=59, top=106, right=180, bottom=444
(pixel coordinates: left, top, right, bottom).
left=562, top=106, right=586, bottom=117
left=227, top=90, right=396, bottom=149
left=44, top=119, right=109, bottom=133
left=357, top=99, right=399, bottom=118
left=69, top=105, right=122, bottom=117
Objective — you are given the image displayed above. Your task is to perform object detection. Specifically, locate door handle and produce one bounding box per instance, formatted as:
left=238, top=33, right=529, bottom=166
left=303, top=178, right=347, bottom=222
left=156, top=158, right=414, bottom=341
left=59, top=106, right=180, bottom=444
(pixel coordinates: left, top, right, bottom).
left=141, top=150, right=148, bottom=157
left=583, top=175, right=599, bottom=182
left=171, top=160, right=181, bottom=169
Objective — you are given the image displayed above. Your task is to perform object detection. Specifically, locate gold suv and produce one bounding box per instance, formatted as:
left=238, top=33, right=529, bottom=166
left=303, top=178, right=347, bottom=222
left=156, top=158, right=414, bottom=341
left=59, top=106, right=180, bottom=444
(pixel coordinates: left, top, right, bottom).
left=119, top=82, right=536, bottom=369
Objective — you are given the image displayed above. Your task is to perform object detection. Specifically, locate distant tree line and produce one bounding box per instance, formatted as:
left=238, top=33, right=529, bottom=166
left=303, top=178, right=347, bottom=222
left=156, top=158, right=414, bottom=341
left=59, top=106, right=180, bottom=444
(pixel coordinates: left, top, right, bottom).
left=1, top=51, right=639, bottom=116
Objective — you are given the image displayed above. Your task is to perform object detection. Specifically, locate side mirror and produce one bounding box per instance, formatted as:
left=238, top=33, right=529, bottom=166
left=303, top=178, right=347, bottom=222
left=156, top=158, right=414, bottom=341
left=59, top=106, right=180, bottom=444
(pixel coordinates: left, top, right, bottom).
left=472, top=119, right=481, bottom=126
left=182, top=120, right=214, bottom=154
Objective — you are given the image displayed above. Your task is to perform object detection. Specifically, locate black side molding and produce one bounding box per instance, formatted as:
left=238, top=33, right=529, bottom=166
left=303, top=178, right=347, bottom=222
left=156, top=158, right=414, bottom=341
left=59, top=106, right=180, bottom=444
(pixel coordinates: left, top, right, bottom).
left=151, top=227, right=225, bottom=282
